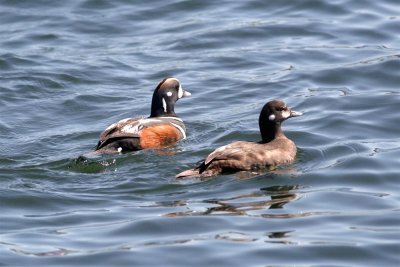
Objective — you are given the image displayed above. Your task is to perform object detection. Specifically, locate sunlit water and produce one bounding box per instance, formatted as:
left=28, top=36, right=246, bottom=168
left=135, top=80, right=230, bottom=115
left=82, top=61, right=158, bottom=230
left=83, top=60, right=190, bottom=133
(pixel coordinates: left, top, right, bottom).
left=1, top=0, right=400, bottom=266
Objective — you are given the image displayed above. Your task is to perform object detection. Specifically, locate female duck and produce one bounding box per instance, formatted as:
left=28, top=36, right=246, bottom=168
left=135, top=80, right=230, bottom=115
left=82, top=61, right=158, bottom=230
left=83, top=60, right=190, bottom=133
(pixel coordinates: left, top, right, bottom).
left=95, top=77, right=191, bottom=154
left=176, top=99, right=302, bottom=178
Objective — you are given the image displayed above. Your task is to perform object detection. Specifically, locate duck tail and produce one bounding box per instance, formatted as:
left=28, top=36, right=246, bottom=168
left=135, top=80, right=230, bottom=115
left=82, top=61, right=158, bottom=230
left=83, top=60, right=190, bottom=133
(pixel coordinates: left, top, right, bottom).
left=76, top=150, right=103, bottom=163
left=175, top=168, right=201, bottom=179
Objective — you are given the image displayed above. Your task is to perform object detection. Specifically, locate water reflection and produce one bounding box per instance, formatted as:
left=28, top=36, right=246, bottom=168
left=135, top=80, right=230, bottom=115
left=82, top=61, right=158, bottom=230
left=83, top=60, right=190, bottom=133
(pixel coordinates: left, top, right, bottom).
left=164, top=184, right=300, bottom=217
left=10, top=247, right=75, bottom=257
left=214, top=230, right=296, bottom=244
left=265, top=231, right=296, bottom=245
left=267, top=231, right=293, bottom=239
left=215, top=232, right=258, bottom=242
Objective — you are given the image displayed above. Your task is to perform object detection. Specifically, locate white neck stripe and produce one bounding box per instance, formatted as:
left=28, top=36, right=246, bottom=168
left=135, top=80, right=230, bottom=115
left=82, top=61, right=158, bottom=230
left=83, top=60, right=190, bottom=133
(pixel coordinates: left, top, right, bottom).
left=162, top=97, right=167, bottom=112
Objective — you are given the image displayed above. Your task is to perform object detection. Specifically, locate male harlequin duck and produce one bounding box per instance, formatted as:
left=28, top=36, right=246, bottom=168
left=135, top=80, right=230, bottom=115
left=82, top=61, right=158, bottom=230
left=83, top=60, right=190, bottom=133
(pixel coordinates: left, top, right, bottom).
left=94, top=77, right=191, bottom=154
left=176, top=100, right=303, bottom=178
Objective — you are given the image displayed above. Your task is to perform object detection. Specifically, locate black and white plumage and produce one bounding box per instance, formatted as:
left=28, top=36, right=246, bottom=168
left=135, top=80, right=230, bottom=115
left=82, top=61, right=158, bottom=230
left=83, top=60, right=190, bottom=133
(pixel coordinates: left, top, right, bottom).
left=94, top=77, right=191, bottom=154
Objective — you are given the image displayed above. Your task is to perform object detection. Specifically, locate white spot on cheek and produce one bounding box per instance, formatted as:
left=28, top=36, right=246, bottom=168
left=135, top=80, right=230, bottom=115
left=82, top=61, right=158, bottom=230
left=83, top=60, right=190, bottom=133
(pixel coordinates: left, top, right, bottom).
left=117, top=147, right=122, bottom=153
left=166, top=91, right=172, bottom=97
left=269, top=114, right=276, bottom=121
left=162, top=97, right=167, bottom=112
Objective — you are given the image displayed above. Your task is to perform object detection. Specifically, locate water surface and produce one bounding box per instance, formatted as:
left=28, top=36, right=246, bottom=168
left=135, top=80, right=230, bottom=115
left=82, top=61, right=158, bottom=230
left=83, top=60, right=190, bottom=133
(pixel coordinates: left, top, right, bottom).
left=1, top=0, right=400, bottom=266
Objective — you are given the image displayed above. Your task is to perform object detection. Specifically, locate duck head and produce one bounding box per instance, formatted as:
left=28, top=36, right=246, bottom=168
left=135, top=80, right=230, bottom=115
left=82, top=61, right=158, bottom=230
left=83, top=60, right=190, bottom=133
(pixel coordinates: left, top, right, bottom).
left=259, top=99, right=303, bottom=142
left=150, top=77, right=191, bottom=117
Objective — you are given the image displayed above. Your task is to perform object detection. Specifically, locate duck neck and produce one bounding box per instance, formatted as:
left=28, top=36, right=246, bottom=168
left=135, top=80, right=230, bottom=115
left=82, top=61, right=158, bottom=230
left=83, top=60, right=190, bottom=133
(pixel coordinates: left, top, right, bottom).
left=259, top=117, right=285, bottom=143
left=150, top=96, right=176, bottom=117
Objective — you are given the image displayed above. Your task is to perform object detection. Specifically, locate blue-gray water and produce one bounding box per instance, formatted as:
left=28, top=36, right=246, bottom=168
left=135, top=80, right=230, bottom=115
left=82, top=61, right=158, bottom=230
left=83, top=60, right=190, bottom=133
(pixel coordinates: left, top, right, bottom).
left=1, top=0, right=400, bottom=266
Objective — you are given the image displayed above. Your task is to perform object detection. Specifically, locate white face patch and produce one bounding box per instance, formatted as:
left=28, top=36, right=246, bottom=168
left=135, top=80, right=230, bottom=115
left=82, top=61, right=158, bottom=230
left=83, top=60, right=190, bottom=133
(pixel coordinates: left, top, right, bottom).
left=117, top=147, right=122, bottom=153
left=162, top=97, right=167, bottom=112
left=282, top=110, right=291, bottom=119
left=268, top=114, right=276, bottom=121
left=166, top=91, right=172, bottom=97
left=178, top=84, right=183, bottom=99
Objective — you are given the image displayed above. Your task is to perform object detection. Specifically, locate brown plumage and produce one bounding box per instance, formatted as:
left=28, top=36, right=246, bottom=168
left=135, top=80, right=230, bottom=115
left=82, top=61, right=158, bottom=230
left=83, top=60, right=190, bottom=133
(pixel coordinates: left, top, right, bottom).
left=176, top=100, right=302, bottom=178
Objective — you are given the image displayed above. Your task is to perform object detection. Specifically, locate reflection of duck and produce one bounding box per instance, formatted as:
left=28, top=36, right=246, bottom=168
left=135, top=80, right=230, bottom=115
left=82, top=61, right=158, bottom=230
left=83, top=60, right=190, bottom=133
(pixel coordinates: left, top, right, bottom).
left=164, top=184, right=299, bottom=217
left=94, top=78, right=191, bottom=154
left=261, top=185, right=298, bottom=209
left=177, top=100, right=303, bottom=178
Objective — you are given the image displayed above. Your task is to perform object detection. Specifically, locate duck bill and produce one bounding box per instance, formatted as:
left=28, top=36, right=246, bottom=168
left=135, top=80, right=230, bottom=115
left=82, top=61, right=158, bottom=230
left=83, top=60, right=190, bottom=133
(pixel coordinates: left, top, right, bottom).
left=289, top=110, right=303, bottom=117
left=182, top=90, right=191, bottom=97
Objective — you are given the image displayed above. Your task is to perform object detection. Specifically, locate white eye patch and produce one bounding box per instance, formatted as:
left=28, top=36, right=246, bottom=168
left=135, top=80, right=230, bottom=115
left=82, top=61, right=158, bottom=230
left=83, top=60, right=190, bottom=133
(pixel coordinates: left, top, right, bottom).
left=268, top=114, right=276, bottom=121
left=166, top=91, right=172, bottom=97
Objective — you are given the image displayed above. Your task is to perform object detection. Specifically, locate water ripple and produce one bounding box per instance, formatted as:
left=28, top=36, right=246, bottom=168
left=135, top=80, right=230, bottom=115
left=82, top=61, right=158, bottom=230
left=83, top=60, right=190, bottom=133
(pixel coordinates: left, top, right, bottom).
left=1, top=0, right=400, bottom=266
